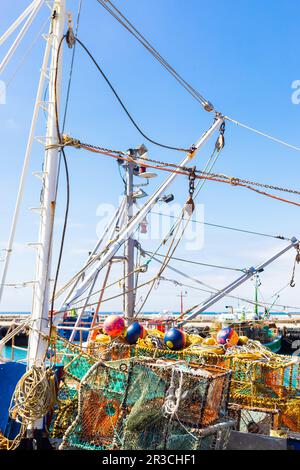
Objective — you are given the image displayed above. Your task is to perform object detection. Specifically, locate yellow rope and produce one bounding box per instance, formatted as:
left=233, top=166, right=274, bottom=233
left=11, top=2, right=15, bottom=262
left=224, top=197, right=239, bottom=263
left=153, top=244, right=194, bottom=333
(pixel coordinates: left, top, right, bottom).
left=9, top=366, right=56, bottom=427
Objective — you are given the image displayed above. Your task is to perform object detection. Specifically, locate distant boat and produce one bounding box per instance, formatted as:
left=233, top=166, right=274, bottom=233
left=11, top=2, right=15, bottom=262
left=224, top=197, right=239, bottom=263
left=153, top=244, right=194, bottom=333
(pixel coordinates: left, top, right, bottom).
left=219, top=306, right=282, bottom=353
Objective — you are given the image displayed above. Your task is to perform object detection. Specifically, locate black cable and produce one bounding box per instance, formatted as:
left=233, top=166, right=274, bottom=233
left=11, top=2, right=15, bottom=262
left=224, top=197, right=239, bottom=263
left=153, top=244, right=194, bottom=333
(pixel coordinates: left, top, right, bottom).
left=49, top=34, right=71, bottom=334
left=49, top=148, right=70, bottom=332
left=144, top=251, right=244, bottom=273
left=74, top=37, right=190, bottom=153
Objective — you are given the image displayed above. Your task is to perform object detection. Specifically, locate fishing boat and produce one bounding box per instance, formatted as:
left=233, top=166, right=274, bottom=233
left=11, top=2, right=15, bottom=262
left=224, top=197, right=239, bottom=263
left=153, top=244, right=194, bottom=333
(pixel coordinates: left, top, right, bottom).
left=1, top=0, right=300, bottom=452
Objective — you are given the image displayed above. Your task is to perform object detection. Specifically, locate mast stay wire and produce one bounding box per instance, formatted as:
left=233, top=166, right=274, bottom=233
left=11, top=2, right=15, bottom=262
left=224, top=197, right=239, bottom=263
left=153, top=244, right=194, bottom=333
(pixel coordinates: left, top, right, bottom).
left=143, top=251, right=244, bottom=273
left=133, top=138, right=225, bottom=317
left=6, top=15, right=50, bottom=87
left=158, top=276, right=298, bottom=312
left=149, top=212, right=290, bottom=242
left=95, top=0, right=213, bottom=112
left=52, top=259, right=300, bottom=315
left=155, top=260, right=300, bottom=313
left=53, top=200, right=127, bottom=301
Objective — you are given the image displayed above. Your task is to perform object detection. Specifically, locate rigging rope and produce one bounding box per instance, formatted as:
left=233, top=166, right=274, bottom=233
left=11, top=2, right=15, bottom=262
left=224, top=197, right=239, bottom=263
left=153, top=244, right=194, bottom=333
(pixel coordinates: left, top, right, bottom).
left=225, top=117, right=300, bottom=154
left=95, top=0, right=300, bottom=155
left=95, top=0, right=214, bottom=112
left=6, top=16, right=50, bottom=87
left=9, top=365, right=56, bottom=425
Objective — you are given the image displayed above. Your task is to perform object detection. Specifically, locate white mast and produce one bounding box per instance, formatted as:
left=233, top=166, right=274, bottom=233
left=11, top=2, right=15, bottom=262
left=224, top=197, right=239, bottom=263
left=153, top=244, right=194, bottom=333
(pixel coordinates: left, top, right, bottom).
left=27, top=0, right=66, bottom=367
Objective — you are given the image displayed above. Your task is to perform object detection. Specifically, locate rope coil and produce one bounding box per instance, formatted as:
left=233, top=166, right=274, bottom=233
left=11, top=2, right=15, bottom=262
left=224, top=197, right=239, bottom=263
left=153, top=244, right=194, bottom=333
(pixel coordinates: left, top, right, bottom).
left=9, top=365, right=56, bottom=425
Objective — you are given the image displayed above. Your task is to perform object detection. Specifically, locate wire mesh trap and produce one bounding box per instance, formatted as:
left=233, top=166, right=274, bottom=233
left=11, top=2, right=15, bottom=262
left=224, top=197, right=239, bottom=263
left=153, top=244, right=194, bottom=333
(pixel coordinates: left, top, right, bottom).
left=58, top=357, right=232, bottom=450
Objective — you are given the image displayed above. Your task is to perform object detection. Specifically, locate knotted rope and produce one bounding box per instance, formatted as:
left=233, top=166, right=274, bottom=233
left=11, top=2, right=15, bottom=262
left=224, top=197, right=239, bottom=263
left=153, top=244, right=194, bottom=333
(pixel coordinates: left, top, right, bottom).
left=9, top=365, right=56, bottom=426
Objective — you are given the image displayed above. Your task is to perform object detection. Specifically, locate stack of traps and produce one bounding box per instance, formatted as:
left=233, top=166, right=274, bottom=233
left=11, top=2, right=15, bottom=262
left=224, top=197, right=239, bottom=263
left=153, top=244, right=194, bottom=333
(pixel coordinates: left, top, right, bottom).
left=61, top=358, right=233, bottom=450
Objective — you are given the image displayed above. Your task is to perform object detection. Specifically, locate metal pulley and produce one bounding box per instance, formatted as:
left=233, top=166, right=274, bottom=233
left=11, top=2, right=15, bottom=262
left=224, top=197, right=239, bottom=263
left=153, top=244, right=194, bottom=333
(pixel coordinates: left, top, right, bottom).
left=215, top=122, right=225, bottom=151
left=66, top=13, right=75, bottom=48
left=203, top=100, right=214, bottom=113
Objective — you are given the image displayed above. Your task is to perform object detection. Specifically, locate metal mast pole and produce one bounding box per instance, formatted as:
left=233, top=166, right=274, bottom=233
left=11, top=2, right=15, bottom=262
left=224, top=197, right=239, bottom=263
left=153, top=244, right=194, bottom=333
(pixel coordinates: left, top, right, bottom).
left=27, top=0, right=66, bottom=368
left=125, top=153, right=135, bottom=323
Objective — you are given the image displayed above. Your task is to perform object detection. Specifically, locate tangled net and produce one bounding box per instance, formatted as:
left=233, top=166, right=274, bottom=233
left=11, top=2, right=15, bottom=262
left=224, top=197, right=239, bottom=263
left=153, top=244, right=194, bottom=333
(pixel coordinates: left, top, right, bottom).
left=49, top=333, right=300, bottom=447
left=86, top=334, right=300, bottom=434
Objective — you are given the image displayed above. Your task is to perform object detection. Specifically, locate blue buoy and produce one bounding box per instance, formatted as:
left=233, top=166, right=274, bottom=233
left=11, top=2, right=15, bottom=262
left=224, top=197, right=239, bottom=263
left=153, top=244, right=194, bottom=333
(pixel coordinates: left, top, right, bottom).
left=164, top=328, right=186, bottom=351
left=125, top=322, right=144, bottom=345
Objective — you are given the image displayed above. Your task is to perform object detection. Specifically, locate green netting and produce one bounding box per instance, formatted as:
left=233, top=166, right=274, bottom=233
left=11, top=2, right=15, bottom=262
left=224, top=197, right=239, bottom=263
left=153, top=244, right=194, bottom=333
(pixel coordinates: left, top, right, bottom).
left=49, top=387, right=78, bottom=439
left=59, top=357, right=232, bottom=451
left=61, top=359, right=130, bottom=450
left=55, top=338, right=96, bottom=382
left=164, top=420, right=233, bottom=450
left=51, top=334, right=300, bottom=442
left=119, top=361, right=231, bottom=450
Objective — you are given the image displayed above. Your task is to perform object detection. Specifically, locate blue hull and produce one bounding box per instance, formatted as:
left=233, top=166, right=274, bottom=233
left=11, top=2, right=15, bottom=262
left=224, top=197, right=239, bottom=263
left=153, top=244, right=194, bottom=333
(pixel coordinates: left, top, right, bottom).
left=0, top=362, right=25, bottom=439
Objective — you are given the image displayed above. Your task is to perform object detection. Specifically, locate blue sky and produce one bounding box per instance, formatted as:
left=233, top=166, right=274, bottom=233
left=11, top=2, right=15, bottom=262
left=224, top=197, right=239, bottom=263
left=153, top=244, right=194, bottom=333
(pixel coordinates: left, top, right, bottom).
left=1, top=0, right=300, bottom=313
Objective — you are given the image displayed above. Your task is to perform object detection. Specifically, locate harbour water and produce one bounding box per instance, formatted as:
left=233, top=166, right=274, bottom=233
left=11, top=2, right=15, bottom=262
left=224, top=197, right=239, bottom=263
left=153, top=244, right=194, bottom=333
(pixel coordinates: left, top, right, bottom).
left=1, top=311, right=300, bottom=316
left=2, top=346, right=27, bottom=362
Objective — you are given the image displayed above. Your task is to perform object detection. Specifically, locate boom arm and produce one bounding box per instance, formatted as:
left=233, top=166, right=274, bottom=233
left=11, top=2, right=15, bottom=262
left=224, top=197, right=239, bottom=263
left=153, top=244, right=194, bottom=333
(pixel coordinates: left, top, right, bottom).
left=178, top=237, right=299, bottom=326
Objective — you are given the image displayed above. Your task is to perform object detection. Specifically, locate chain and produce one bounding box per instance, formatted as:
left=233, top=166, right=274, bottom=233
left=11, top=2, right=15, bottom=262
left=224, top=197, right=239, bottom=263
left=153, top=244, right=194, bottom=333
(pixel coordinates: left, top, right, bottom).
left=63, top=135, right=300, bottom=197
left=188, top=166, right=196, bottom=196
left=202, top=171, right=300, bottom=196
